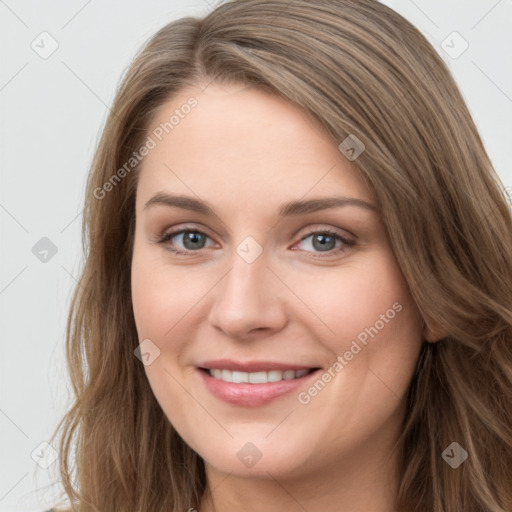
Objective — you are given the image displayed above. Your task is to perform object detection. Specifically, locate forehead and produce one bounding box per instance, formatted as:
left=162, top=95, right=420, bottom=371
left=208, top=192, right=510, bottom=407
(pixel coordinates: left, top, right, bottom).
left=137, top=83, right=374, bottom=209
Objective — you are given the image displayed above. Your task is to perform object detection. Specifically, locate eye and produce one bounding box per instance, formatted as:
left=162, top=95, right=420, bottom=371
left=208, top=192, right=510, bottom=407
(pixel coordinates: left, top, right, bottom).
left=155, top=226, right=355, bottom=258
left=156, top=228, right=216, bottom=255
left=292, top=228, right=355, bottom=258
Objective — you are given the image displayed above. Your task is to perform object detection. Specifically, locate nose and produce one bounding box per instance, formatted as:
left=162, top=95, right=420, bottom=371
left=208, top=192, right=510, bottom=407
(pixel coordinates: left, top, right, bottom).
left=207, top=249, right=288, bottom=339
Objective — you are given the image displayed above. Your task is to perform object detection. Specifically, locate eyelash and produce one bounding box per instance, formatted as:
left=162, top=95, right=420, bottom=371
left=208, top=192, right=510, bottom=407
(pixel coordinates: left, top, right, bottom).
left=155, top=226, right=355, bottom=258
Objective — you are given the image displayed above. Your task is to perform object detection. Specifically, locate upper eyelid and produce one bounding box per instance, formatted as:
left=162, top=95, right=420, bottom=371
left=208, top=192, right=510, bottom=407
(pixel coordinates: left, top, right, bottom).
left=161, top=224, right=217, bottom=243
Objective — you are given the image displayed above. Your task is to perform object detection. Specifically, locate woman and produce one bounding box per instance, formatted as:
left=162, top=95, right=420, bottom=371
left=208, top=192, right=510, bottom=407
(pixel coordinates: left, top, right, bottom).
left=46, top=0, right=512, bottom=511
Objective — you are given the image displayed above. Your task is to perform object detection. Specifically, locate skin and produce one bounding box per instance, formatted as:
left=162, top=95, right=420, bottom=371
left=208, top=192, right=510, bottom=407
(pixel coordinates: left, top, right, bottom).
left=131, top=82, right=439, bottom=512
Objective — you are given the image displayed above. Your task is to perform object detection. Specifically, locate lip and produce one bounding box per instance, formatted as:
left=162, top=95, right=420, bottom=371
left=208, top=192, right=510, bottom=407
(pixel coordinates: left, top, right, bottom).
left=196, top=360, right=321, bottom=407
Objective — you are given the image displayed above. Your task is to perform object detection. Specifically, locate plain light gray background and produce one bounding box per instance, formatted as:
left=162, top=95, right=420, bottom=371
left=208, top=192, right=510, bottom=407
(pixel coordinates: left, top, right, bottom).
left=1, top=0, right=511, bottom=510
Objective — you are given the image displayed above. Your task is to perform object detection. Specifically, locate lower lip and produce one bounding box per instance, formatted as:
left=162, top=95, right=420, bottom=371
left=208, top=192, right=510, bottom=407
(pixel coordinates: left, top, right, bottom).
left=197, top=368, right=320, bottom=407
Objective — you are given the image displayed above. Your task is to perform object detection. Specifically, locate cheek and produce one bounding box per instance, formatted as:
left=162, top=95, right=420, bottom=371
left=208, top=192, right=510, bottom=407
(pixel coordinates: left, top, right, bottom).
left=131, top=246, right=200, bottom=342
left=293, top=255, right=420, bottom=349
left=291, top=256, right=423, bottom=443
left=131, top=257, right=165, bottom=340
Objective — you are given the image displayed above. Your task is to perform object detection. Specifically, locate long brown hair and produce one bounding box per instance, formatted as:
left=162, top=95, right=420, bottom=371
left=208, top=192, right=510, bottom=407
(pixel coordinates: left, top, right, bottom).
left=47, top=0, right=512, bottom=510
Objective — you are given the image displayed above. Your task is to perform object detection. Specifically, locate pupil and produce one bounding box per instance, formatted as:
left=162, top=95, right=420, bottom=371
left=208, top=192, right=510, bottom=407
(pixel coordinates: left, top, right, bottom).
left=313, top=234, right=334, bottom=252
left=184, top=232, right=204, bottom=249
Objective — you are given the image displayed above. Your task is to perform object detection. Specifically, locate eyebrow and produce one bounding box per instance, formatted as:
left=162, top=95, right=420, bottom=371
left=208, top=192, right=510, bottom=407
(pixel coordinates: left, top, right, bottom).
left=143, top=192, right=377, bottom=217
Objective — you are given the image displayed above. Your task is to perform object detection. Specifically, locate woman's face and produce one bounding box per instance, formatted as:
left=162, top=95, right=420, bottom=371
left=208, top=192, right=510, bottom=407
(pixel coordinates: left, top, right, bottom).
left=131, top=82, right=425, bottom=480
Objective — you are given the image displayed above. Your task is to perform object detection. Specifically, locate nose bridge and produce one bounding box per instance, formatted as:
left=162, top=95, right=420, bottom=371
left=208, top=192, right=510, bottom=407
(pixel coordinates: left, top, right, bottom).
left=208, top=239, right=286, bottom=336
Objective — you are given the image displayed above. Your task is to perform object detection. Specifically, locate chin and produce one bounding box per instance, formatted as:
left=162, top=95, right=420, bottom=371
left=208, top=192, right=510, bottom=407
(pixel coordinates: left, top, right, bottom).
left=193, top=435, right=314, bottom=479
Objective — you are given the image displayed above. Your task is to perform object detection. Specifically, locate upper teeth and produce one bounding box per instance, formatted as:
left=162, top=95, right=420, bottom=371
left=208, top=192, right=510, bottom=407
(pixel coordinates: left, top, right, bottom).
left=209, top=369, right=310, bottom=383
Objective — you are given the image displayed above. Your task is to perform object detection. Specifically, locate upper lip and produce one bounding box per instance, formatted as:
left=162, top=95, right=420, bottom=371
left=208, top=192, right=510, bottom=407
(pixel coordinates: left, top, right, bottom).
left=199, top=359, right=320, bottom=373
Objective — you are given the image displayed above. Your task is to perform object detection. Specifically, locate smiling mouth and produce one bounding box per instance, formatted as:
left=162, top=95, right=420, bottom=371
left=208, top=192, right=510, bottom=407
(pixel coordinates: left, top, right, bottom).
left=199, top=367, right=319, bottom=384
left=197, top=364, right=322, bottom=407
